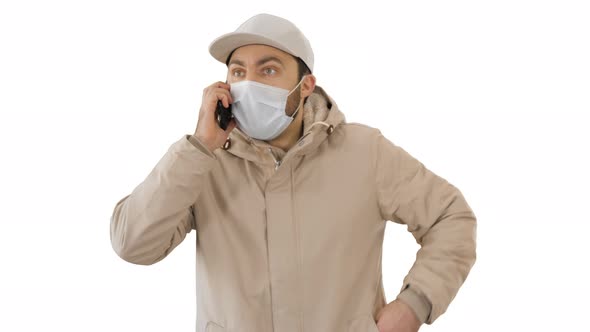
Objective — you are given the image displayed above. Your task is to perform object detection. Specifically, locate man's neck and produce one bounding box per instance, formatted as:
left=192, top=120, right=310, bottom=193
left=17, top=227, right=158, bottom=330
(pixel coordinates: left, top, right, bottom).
left=268, top=109, right=304, bottom=152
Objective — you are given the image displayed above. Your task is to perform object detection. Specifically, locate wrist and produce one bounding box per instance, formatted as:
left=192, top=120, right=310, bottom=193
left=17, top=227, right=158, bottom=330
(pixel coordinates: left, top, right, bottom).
left=190, top=133, right=217, bottom=155
left=396, top=286, right=431, bottom=325
left=193, top=133, right=217, bottom=153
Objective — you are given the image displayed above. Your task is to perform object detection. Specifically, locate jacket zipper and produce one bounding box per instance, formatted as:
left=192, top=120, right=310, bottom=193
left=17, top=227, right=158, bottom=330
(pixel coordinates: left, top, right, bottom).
left=268, top=147, right=281, bottom=170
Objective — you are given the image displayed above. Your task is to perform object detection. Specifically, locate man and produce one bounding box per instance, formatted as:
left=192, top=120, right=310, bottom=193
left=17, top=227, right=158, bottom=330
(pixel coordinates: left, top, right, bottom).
left=110, top=13, right=477, bottom=332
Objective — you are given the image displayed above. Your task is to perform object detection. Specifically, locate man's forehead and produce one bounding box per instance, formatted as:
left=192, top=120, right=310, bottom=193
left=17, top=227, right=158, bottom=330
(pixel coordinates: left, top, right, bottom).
left=230, top=44, right=293, bottom=63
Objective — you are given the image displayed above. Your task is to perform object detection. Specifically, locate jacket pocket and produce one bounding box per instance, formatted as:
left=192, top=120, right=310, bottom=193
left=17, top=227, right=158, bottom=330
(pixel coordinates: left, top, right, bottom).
left=347, top=314, right=380, bottom=332
left=205, top=320, right=225, bottom=332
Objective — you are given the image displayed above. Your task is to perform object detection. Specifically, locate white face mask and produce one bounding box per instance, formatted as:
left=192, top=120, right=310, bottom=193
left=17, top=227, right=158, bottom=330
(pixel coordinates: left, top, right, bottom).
left=230, top=77, right=304, bottom=140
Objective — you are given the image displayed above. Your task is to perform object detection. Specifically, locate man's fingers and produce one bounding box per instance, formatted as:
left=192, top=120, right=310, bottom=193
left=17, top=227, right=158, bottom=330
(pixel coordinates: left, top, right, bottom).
left=215, top=81, right=231, bottom=90
left=216, top=92, right=231, bottom=108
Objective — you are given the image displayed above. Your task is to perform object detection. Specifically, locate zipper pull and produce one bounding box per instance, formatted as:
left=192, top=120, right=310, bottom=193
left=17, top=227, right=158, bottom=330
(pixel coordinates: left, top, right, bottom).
left=268, top=147, right=281, bottom=170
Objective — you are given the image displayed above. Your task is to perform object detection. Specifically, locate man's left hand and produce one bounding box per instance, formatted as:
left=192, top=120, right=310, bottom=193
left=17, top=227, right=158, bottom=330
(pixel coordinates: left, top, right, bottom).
left=375, top=299, right=422, bottom=332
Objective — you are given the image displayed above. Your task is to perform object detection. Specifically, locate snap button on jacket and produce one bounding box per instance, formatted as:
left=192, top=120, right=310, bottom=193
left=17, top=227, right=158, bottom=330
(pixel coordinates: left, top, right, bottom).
left=222, top=138, right=231, bottom=150
left=110, top=85, right=477, bottom=332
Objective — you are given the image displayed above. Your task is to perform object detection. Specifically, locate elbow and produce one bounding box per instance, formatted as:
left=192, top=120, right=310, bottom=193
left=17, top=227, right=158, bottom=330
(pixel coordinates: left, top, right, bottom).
left=110, top=228, right=163, bottom=266
left=467, top=212, right=477, bottom=267
left=110, top=209, right=161, bottom=266
left=110, top=238, right=160, bottom=266
left=113, top=244, right=159, bottom=265
left=470, top=229, right=477, bottom=270
left=459, top=215, right=478, bottom=273
left=447, top=209, right=478, bottom=272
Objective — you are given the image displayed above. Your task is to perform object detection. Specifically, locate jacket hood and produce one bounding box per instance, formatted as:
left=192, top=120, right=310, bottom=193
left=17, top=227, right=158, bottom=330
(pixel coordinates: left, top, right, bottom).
left=221, top=84, right=347, bottom=164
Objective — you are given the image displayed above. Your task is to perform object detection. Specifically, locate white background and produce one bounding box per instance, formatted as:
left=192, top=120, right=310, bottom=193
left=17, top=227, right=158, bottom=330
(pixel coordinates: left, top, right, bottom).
left=1, top=0, right=588, bottom=331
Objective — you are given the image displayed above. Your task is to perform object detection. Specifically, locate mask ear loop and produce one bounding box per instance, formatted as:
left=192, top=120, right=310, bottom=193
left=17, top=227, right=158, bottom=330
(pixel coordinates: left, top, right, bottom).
left=287, top=75, right=306, bottom=95
left=287, top=75, right=306, bottom=118
left=290, top=102, right=302, bottom=119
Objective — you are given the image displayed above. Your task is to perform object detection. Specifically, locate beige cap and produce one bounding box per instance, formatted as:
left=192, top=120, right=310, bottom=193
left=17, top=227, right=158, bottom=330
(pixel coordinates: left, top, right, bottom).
left=208, top=13, right=314, bottom=72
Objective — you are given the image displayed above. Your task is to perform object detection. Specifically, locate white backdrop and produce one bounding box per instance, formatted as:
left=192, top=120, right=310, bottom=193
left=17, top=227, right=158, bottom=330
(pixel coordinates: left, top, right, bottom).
left=1, top=1, right=588, bottom=331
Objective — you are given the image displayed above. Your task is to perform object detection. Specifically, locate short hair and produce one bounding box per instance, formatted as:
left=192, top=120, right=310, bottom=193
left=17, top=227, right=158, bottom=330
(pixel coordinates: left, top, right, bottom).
left=295, top=56, right=312, bottom=81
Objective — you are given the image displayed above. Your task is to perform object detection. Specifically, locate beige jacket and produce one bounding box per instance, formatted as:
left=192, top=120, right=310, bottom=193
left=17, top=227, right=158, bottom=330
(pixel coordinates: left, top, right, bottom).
left=110, top=85, right=477, bottom=332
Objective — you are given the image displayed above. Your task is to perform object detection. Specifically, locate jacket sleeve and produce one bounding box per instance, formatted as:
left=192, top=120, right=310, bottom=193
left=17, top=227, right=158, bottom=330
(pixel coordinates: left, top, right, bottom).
left=110, top=134, right=218, bottom=265
left=374, top=130, right=477, bottom=325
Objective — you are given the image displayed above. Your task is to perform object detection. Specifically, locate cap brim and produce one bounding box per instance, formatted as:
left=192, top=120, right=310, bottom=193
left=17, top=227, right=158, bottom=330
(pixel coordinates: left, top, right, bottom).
left=208, top=32, right=298, bottom=65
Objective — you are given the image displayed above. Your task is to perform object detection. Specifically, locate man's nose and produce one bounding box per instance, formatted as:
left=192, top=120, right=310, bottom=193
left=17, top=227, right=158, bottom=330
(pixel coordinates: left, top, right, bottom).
left=244, top=70, right=260, bottom=82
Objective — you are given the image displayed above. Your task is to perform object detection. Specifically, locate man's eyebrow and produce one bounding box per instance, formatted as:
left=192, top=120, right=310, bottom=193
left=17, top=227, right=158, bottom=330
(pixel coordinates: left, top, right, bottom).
left=256, top=56, right=284, bottom=68
left=228, top=58, right=245, bottom=67
left=228, top=56, right=285, bottom=68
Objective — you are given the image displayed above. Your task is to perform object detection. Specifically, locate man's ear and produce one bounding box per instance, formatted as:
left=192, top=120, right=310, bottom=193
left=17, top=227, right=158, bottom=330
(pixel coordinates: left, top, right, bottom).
left=301, top=74, right=316, bottom=98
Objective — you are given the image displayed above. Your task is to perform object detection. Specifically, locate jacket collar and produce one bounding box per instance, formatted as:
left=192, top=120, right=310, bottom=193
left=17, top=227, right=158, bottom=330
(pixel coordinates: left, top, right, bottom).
left=221, top=85, right=346, bottom=165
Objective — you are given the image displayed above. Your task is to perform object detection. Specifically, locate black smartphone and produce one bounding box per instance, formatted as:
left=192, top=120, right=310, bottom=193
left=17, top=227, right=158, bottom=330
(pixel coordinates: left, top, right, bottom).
left=215, top=80, right=233, bottom=130
left=215, top=100, right=232, bottom=130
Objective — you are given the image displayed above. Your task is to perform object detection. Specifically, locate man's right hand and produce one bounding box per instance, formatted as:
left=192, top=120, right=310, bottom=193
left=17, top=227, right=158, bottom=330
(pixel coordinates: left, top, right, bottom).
left=193, top=81, right=237, bottom=153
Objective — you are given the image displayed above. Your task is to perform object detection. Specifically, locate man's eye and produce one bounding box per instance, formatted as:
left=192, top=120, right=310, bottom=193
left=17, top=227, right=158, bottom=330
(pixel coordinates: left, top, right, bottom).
left=232, top=70, right=244, bottom=77
left=264, top=68, right=277, bottom=75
